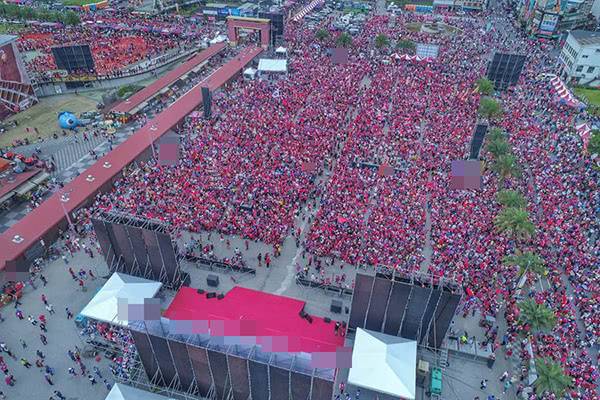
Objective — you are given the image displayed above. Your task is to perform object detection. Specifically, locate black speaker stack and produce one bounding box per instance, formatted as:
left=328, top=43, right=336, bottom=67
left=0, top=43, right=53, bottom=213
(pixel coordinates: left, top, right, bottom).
left=201, top=86, right=212, bottom=119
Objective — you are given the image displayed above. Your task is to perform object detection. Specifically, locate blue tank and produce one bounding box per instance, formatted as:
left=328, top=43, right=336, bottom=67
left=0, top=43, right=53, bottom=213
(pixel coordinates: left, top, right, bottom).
left=58, top=111, right=81, bottom=130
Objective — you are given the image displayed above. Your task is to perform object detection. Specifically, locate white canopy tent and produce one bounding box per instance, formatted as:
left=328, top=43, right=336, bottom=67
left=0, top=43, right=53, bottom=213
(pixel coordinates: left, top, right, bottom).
left=243, top=67, right=257, bottom=80
left=258, top=59, right=288, bottom=79
left=80, top=272, right=162, bottom=327
left=106, top=383, right=175, bottom=400
left=275, top=46, right=288, bottom=58
left=348, top=328, right=417, bottom=400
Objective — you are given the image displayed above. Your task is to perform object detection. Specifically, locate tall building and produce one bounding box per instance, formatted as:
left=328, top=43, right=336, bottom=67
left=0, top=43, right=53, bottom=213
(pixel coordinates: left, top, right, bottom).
left=559, top=30, right=600, bottom=85
left=519, top=0, right=594, bottom=37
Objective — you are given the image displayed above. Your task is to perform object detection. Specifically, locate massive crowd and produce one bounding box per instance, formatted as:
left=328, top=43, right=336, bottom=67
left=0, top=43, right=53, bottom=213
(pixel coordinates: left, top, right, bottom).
left=1, top=3, right=597, bottom=400
left=89, top=7, right=598, bottom=399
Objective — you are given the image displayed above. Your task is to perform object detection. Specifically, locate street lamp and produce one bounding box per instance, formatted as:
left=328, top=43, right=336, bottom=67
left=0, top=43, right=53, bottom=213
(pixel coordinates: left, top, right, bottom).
left=59, top=188, right=74, bottom=229
left=149, top=125, right=158, bottom=158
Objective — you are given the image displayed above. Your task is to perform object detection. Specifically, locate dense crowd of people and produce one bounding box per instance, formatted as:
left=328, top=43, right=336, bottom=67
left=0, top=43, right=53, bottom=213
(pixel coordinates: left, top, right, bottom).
left=1, top=2, right=597, bottom=399
left=16, top=12, right=216, bottom=79
left=88, top=7, right=598, bottom=399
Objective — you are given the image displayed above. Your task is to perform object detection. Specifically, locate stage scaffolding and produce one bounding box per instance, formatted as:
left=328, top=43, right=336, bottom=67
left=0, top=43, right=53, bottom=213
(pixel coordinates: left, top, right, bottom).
left=92, top=210, right=186, bottom=289
left=348, top=266, right=463, bottom=350
left=125, top=318, right=336, bottom=400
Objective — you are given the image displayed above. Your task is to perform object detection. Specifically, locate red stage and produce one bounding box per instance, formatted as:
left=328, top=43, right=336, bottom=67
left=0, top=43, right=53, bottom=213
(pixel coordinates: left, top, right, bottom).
left=165, top=287, right=345, bottom=354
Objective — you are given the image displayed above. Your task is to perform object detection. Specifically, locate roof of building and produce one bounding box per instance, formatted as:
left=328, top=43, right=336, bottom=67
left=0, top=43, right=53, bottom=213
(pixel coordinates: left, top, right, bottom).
left=111, top=42, right=226, bottom=114
left=570, top=30, right=600, bottom=46
left=0, top=35, right=17, bottom=47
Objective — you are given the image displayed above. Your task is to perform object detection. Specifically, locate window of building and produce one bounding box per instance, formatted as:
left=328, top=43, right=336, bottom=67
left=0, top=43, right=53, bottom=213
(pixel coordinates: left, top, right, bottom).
left=582, top=54, right=588, bottom=58
left=587, top=66, right=595, bottom=73
left=576, top=65, right=584, bottom=72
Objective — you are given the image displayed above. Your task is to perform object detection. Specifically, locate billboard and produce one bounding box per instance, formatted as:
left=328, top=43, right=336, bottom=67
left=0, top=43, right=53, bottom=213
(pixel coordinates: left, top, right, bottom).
left=539, top=13, right=559, bottom=33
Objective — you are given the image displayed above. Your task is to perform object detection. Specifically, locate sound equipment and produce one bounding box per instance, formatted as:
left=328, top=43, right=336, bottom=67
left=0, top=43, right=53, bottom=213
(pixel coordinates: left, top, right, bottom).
left=206, top=292, right=216, bottom=299
left=330, top=299, right=343, bottom=314
left=258, top=11, right=284, bottom=46
left=217, top=294, right=225, bottom=300
left=197, top=289, right=205, bottom=294
left=51, top=44, right=95, bottom=73
left=324, top=317, right=331, bottom=323
left=201, top=86, right=212, bottom=118
left=207, top=274, right=219, bottom=287
left=486, top=52, right=526, bottom=90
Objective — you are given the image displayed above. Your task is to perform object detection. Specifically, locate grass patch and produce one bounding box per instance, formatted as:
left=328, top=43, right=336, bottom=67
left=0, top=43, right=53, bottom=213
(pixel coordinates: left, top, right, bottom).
left=0, top=94, right=99, bottom=148
left=406, top=22, right=422, bottom=32
left=573, top=87, right=600, bottom=116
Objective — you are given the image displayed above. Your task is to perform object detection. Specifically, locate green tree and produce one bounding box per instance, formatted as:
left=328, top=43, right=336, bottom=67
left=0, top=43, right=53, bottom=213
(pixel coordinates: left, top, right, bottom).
left=62, top=11, right=81, bottom=26
left=478, top=97, right=503, bottom=120
left=374, top=33, right=389, bottom=49
left=534, top=359, right=573, bottom=398
left=336, top=32, right=352, bottom=48
left=486, top=138, right=510, bottom=159
left=315, top=28, right=329, bottom=42
left=396, top=39, right=416, bottom=54
left=476, top=77, right=494, bottom=95
left=518, top=299, right=556, bottom=332
left=491, top=153, right=522, bottom=184
left=487, top=127, right=505, bottom=142
left=589, top=129, right=600, bottom=155
left=495, top=207, right=535, bottom=241
left=503, top=250, right=545, bottom=277
left=496, top=189, right=526, bottom=208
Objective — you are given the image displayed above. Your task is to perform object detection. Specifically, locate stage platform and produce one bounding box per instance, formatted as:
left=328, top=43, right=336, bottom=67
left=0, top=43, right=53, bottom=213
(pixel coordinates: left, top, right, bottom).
left=164, top=286, right=345, bottom=354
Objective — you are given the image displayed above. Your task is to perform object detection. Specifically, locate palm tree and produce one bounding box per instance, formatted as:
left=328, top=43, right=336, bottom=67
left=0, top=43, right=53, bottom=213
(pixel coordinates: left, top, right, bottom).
left=476, top=77, right=494, bottom=95
left=494, top=207, right=535, bottom=241
left=518, top=299, right=556, bottom=332
left=487, top=127, right=505, bottom=142
left=534, top=358, right=573, bottom=398
left=396, top=39, right=416, bottom=54
left=503, top=250, right=546, bottom=277
left=315, top=28, right=329, bottom=42
left=491, top=153, right=522, bottom=184
left=486, top=138, right=510, bottom=159
left=374, top=33, right=390, bottom=49
left=496, top=189, right=526, bottom=209
left=336, top=32, right=353, bottom=48
left=478, top=97, right=503, bottom=120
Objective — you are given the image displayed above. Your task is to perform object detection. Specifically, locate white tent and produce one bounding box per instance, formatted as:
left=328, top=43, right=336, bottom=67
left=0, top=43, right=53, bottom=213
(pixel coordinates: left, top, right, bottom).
left=80, top=272, right=162, bottom=327
left=258, top=59, right=288, bottom=74
left=243, top=67, right=257, bottom=80
left=348, top=328, right=417, bottom=400
left=275, top=46, right=288, bottom=58
left=106, top=383, right=175, bottom=400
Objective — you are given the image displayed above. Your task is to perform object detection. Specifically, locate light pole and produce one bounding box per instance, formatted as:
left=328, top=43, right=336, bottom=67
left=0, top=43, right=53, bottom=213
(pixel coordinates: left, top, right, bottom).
left=59, top=187, right=74, bottom=230
left=149, top=124, right=157, bottom=158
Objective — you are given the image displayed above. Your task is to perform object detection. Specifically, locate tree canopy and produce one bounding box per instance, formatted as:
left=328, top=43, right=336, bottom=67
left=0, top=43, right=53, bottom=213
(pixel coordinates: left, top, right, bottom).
left=478, top=97, right=503, bottom=120
left=336, top=32, right=353, bottom=48
left=503, top=250, right=546, bottom=277
left=496, top=189, right=527, bottom=209
left=495, top=207, right=535, bottom=240
left=375, top=33, right=390, bottom=49
left=534, top=358, right=573, bottom=398
left=315, top=28, right=330, bottom=42
left=476, top=77, right=494, bottom=95
left=0, top=3, right=80, bottom=25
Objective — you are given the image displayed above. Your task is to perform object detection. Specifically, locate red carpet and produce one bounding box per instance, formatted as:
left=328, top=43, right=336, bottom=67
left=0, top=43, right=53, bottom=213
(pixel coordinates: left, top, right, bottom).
left=165, top=286, right=345, bottom=353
